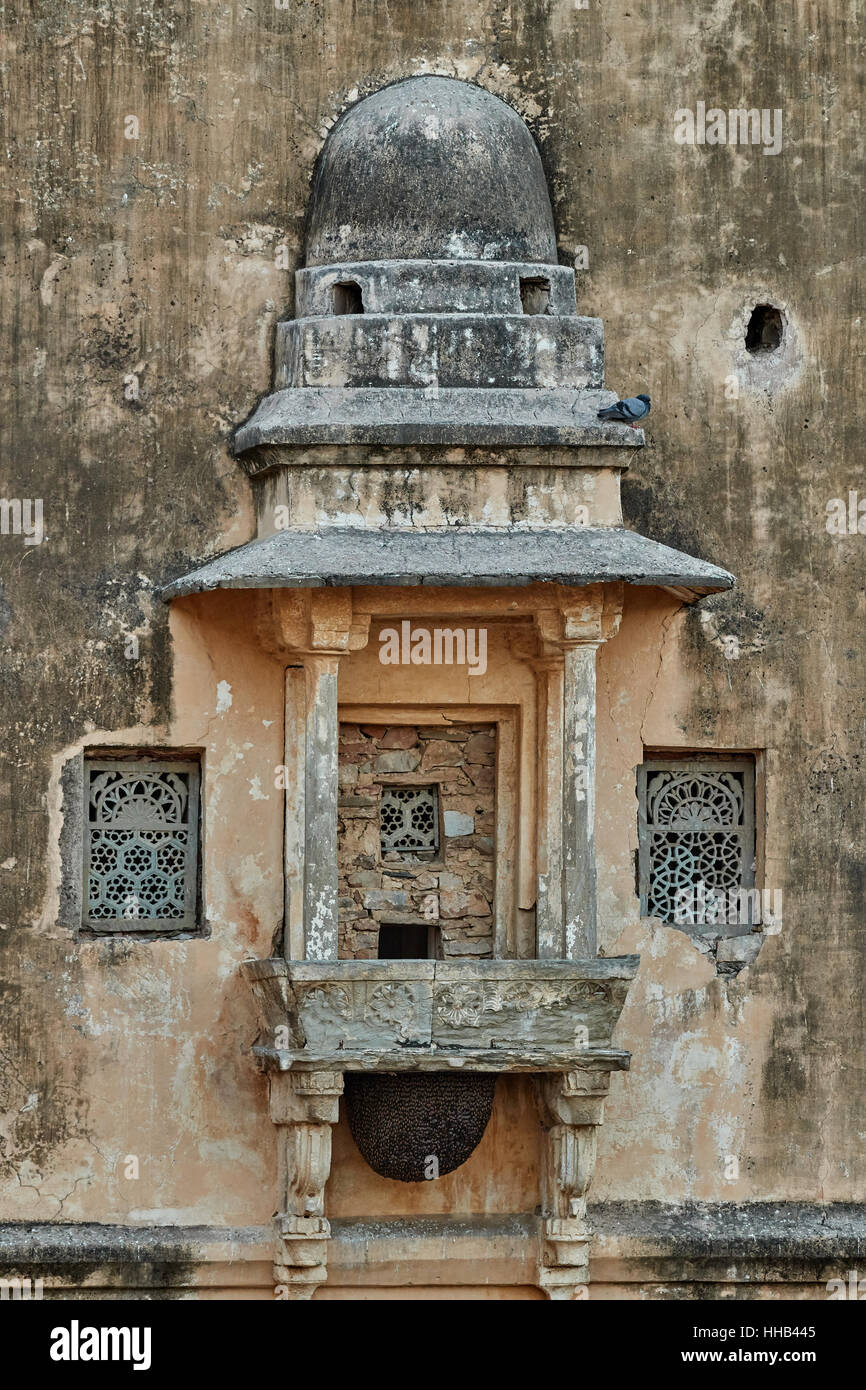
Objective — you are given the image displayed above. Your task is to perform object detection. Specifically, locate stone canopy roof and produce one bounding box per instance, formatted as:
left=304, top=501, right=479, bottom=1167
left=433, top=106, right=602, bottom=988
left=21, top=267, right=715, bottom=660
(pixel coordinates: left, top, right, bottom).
left=161, top=526, right=734, bottom=601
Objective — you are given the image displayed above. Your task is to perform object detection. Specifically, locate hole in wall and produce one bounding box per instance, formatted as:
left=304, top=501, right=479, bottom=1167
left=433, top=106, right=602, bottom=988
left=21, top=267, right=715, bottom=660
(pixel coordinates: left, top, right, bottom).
left=520, top=276, right=551, bottom=315
left=377, top=922, right=437, bottom=959
left=333, top=280, right=364, bottom=315
left=745, top=303, right=784, bottom=355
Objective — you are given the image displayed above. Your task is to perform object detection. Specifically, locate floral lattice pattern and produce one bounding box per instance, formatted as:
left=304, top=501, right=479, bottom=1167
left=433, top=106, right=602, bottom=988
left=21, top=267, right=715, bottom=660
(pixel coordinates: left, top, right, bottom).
left=638, top=761, right=755, bottom=925
left=85, top=761, right=199, bottom=928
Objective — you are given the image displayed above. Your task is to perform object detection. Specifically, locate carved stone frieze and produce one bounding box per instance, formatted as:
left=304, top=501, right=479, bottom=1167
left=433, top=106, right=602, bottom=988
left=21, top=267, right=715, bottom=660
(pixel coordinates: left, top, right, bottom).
left=243, top=957, right=637, bottom=1069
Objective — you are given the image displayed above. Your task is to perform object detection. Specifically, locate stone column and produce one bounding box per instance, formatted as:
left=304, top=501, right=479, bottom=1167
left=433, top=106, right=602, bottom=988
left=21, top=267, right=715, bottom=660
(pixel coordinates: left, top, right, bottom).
left=562, top=642, right=599, bottom=958
left=535, top=1068, right=610, bottom=1300
left=282, top=651, right=342, bottom=962
left=302, top=654, right=341, bottom=961
left=261, top=589, right=367, bottom=963
left=533, top=640, right=598, bottom=959
left=534, top=656, right=566, bottom=959
left=283, top=666, right=306, bottom=960
left=270, top=1069, right=344, bottom=1300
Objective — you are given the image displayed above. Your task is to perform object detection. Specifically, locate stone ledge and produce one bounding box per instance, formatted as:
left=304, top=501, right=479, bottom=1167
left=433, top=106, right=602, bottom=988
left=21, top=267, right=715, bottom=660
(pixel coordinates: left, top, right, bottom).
left=591, top=1200, right=866, bottom=1261
left=591, top=1202, right=866, bottom=1288
left=4, top=1207, right=865, bottom=1293
left=0, top=1224, right=272, bottom=1293
left=243, top=955, right=638, bottom=1071
left=328, top=1214, right=538, bottom=1285
left=233, top=386, right=644, bottom=452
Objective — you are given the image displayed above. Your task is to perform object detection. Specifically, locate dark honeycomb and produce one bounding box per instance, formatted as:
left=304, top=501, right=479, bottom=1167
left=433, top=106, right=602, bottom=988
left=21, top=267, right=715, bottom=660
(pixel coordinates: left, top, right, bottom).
left=345, top=1072, right=497, bottom=1182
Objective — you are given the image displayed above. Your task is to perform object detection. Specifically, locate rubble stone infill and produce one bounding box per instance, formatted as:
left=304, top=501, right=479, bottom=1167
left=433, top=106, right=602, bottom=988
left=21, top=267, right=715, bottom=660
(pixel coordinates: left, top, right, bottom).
left=338, top=722, right=496, bottom=959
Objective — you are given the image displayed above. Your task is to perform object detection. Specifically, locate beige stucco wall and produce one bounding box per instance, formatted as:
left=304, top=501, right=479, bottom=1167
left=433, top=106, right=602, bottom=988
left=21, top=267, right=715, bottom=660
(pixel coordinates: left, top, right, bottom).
left=1, top=0, right=863, bottom=1291
left=6, top=573, right=853, bottom=1234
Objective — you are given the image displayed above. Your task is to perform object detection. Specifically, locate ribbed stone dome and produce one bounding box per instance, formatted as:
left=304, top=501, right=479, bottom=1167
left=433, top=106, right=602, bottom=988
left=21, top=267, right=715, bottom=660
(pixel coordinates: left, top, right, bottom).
left=305, top=76, right=558, bottom=267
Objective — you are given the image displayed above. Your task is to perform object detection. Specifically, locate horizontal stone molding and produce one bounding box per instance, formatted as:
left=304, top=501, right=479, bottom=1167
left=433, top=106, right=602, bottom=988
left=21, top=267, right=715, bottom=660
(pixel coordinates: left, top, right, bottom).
left=295, top=260, right=578, bottom=318
left=246, top=443, right=638, bottom=478
left=233, top=386, right=644, bottom=453
left=4, top=1206, right=866, bottom=1294
left=275, top=314, right=603, bottom=392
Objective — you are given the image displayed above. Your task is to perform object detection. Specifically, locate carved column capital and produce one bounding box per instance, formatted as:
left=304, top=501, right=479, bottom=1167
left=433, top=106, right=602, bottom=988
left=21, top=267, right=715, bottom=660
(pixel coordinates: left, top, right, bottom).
left=529, top=583, right=623, bottom=658
left=255, top=587, right=372, bottom=657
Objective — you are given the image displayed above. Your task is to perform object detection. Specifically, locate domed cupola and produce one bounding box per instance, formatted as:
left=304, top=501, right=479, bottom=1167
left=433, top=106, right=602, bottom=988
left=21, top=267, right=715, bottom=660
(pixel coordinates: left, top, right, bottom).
left=304, top=75, right=558, bottom=267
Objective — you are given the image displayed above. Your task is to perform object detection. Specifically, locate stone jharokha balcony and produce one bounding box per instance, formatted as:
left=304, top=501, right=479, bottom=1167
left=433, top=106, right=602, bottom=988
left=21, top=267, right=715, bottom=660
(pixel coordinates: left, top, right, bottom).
left=243, top=956, right=638, bottom=1074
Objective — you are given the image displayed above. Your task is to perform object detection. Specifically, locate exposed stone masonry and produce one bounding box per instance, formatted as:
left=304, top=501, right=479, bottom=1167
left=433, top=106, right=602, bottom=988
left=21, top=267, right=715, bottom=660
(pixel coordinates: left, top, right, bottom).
left=337, top=722, right=496, bottom=959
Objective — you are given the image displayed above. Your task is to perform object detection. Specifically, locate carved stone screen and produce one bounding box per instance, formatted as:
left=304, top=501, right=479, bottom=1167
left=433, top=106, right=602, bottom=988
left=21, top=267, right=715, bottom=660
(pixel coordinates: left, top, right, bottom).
left=84, top=759, right=200, bottom=931
left=637, top=758, right=756, bottom=924
left=380, top=785, right=439, bottom=855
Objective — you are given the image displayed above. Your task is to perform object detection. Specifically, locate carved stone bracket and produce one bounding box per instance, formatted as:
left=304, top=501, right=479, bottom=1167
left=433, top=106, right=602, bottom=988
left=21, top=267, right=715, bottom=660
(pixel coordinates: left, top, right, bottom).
left=269, top=1069, right=344, bottom=1300
left=534, top=1068, right=611, bottom=1300
left=255, top=587, right=372, bottom=658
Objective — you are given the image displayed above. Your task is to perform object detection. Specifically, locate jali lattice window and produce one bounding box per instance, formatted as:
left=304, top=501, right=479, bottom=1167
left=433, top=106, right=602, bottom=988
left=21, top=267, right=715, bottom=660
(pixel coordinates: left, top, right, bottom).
left=84, top=759, right=200, bottom=931
left=638, top=758, right=756, bottom=925
left=380, top=785, right=440, bottom=857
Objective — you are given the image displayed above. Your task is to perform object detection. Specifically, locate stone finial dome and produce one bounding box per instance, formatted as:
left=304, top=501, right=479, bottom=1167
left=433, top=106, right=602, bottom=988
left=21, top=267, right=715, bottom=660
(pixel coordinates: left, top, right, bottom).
left=305, top=75, right=558, bottom=266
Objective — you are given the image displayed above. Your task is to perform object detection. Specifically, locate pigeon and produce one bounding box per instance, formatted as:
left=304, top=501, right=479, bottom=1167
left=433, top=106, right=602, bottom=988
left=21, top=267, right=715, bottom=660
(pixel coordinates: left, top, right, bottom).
left=597, top=393, right=651, bottom=428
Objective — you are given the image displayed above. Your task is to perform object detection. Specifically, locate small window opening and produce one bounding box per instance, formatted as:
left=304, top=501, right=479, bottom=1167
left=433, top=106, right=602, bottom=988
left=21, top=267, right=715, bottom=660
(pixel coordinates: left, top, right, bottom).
left=333, top=281, right=364, bottom=315
left=520, top=276, right=551, bottom=315
left=637, top=757, right=757, bottom=925
left=377, top=922, right=437, bottom=960
left=745, top=304, right=784, bottom=354
left=83, top=756, right=200, bottom=932
left=380, top=784, right=439, bottom=859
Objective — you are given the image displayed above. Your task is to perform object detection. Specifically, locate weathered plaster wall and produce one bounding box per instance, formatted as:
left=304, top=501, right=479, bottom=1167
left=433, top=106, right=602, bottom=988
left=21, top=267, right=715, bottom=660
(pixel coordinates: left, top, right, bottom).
left=2, top=591, right=284, bottom=1225
left=1, top=0, right=863, bottom=1282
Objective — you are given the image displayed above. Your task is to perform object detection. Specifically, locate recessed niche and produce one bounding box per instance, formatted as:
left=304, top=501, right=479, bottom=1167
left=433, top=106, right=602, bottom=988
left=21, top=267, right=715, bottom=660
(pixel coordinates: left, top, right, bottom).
left=333, top=280, right=364, bottom=315
left=520, top=276, right=551, bottom=315
left=377, top=922, right=436, bottom=959
left=745, top=303, right=784, bottom=355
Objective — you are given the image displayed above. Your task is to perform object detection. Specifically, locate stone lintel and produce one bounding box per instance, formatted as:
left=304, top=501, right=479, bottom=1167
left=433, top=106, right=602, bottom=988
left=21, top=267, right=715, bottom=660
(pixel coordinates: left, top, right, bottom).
left=252, top=1047, right=632, bottom=1074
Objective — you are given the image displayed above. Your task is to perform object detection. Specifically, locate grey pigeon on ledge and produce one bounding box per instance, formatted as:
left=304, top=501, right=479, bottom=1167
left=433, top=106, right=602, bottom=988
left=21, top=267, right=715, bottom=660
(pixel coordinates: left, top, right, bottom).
left=597, top=394, right=651, bottom=428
